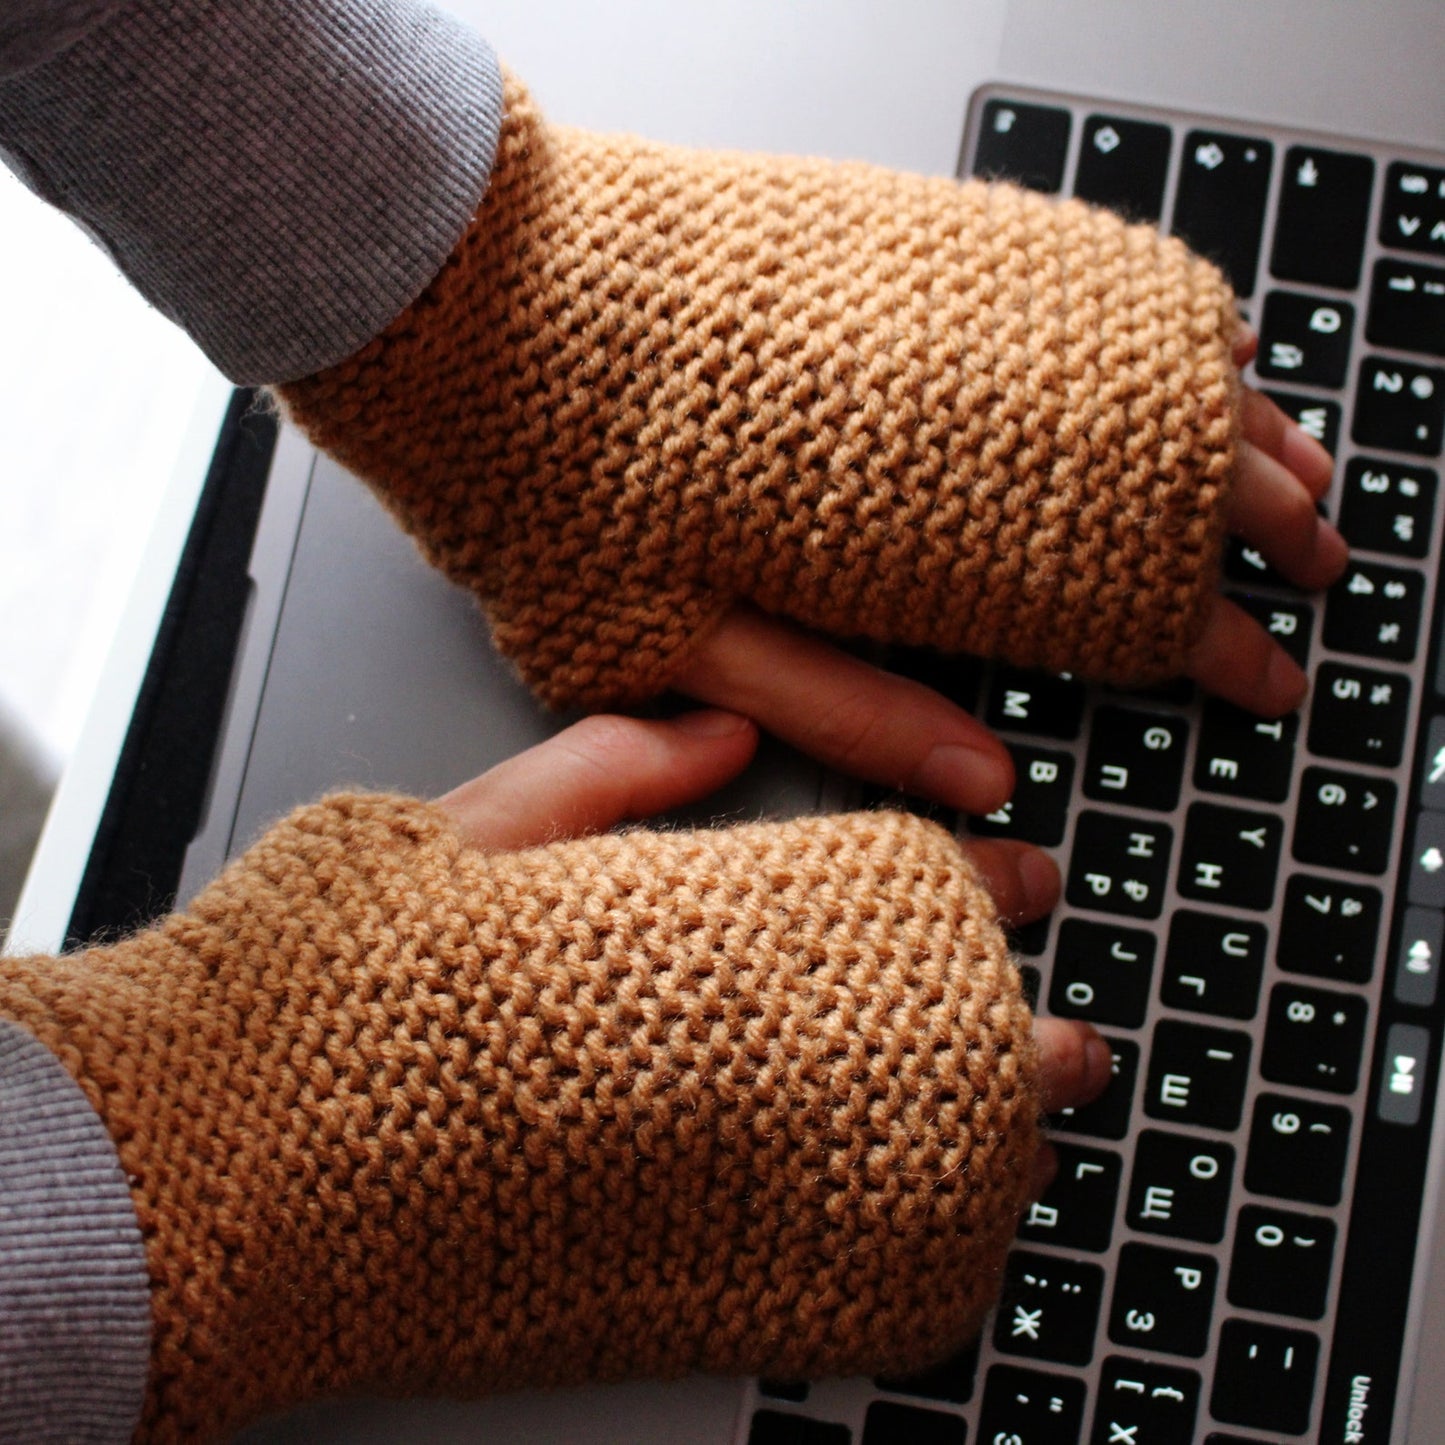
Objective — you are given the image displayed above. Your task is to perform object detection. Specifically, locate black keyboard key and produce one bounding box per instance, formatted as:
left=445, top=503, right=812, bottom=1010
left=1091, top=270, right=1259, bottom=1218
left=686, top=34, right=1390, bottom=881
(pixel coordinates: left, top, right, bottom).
left=979, top=1364, right=1086, bottom=1445
left=885, top=645, right=984, bottom=711
left=1224, top=535, right=1296, bottom=590
left=1338, top=456, right=1438, bottom=558
left=1271, top=145, right=1375, bottom=289
left=1367, top=257, right=1445, bottom=357
left=994, top=1252, right=1104, bottom=1367
left=1074, top=114, right=1171, bottom=222
left=1067, top=813, right=1172, bottom=919
left=1145, top=1021, right=1251, bottom=1130
left=1377, top=1021, right=1433, bottom=1125
left=1245, top=1092, right=1352, bottom=1206
left=875, top=1339, right=978, bottom=1406
left=1228, top=1205, right=1336, bottom=1320
left=1396, top=905, right=1443, bottom=1007
left=1082, top=706, right=1188, bottom=811
left=1408, top=810, right=1445, bottom=906
left=973, top=98, right=1071, bottom=192
left=1228, top=591, right=1313, bottom=668
left=1264, top=388, right=1342, bottom=461
left=749, top=1411, right=849, bottom=1445
left=759, top=1380, right=810, bottom=1403
left=1353, top=356, right=1445, bottom=456
left=971, top=744, right=1074, bottom=846
left=1090, top=1358, right=1200, bottom=1445
left=1193, top=698, right=1298, bottom=803
left=1108, top=1243, right=1216, bottom=1357
left=987, top=667, right=1087, bottom=738
left=1049, top=919, right=1155, bottom=1027
left=1381, top=159, right=1445, bottom=257
left=1176, top=802, right=1282, bottom=910
left=1256, top=291, right=1355, bottom=387
left=1277, top=874, right=1382, bottom=983
left=1127, top=1130, right=1235, bottom=1243
left=1052, top=1037, right=1138, bottom=1140
left=1020, top=1142, right=1122, bottom=1252
left=1173, top=131, right=1273, bottom=296
left=1211, top=1321, right=1320, bottom=1435
left=1160, top=909, right=1266, bottom=1019
left=1294, top=767, right=1397, bottom=874
left=1262, top=982, right=1368, bottom=1094
left=862, top=1401, right=964, bottom=1445
left=1324, top=560, right=1425, bottom=661
left=1421, top=716, right=1445, bottom=806
left=1307, top=661, right=1411, bottom=765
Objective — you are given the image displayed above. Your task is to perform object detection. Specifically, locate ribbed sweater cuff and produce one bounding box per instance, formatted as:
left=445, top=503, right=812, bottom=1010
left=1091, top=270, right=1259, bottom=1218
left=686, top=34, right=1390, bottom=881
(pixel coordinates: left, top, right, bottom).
left=0, top=1017, right=150, bottom=1443
left=0, top=0, right=504, bottom=382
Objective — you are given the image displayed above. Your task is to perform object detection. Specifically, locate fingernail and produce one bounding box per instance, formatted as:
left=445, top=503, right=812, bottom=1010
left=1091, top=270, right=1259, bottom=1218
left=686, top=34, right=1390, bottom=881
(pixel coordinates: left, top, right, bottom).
left=672, top=709, right=752, bottom=738
left=1017, top=847, right=1061, bottom=917
left=913, top=743, right=1012, bottom=813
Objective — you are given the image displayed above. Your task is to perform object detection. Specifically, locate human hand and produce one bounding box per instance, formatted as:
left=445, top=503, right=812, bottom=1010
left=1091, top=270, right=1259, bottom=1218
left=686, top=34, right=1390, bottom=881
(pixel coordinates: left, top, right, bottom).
left=672, top=329, right=1346, bottom=816
left=437, top=707, right=1113, bottom=1175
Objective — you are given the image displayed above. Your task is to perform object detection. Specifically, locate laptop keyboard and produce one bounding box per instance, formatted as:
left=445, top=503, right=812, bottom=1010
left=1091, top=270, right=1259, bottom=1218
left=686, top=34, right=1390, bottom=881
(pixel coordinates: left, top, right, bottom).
left=742, top=88, right=1445, bottom=1444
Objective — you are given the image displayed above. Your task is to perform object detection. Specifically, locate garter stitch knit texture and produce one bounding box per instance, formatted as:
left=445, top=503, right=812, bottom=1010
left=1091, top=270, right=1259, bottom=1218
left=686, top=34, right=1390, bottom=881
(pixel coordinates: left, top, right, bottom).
left=0, top=798, right=1037, bottom=1443
left=278, top=75, right=1240, bottom=710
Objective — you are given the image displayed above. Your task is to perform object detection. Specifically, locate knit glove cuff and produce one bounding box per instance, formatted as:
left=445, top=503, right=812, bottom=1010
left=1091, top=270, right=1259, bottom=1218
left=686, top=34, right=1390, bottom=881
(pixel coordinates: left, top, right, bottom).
left=1, top=796, right=1038, bottom=1441
left=279, top=74, right=1239, bottom=709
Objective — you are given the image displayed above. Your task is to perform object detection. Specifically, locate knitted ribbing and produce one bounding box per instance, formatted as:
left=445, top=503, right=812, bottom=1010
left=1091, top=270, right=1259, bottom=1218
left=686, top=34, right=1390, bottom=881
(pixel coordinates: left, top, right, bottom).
left=278, top=76, right=1239, bottom=710
left=0, top=798, right=1037, bottom=1443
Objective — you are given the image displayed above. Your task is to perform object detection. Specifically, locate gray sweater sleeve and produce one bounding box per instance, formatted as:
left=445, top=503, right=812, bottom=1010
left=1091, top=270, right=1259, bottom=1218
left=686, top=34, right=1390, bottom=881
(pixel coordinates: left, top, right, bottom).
left=0, top=3, right=507, bottom=1436
left=0, top=1018, right=151, bottom=1443
left=0, top=0, right=505, bottom=382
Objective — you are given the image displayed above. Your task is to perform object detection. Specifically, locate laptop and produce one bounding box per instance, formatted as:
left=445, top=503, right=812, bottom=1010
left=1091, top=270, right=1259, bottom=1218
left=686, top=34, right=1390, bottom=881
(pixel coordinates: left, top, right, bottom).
left=18, top=1, right=1445, bottom=1440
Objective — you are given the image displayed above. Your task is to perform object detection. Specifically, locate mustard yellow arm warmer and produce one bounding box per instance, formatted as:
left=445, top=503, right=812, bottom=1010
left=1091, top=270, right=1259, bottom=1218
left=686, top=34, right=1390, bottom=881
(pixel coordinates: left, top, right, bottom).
left=277, top=75, right=1239, bottom=710
left=0, top=798, right=1038, bottom=1443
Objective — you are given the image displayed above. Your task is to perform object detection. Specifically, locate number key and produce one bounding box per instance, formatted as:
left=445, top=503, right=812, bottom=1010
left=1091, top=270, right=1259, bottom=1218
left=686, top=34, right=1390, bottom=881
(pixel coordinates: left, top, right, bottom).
left=1278, top=874, right=1382, bottom=983
left=1262, top=983, right=1368, bottom=1094
left=1245, top=1093, right=1352, bottom=1206
left=1307, top=662, right=1411, bottom=766
left=1352, top=357, right=1445, bottom=456
left=1228, top=1205, right=1336, bottom=1320
left=1339, top=456, right=1438, bottom=559
left=1294, top=767, right=1396, bottom=874
left=1324, top=560, right=1425, bottom=661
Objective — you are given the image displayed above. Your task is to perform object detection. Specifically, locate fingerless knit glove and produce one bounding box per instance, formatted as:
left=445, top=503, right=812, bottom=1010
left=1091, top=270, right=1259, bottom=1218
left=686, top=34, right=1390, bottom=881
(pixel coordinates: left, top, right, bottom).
left=278, top=75, right=1239, bottom=710
left=0, top=799, right=1038, bottom=1443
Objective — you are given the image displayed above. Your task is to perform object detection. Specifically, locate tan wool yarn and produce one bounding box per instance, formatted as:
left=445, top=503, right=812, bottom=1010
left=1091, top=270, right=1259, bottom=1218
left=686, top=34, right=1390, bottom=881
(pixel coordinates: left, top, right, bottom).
left=277, top=74, right=1239, bottom=711
left=0, top=798, right=1038, bottom=1443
